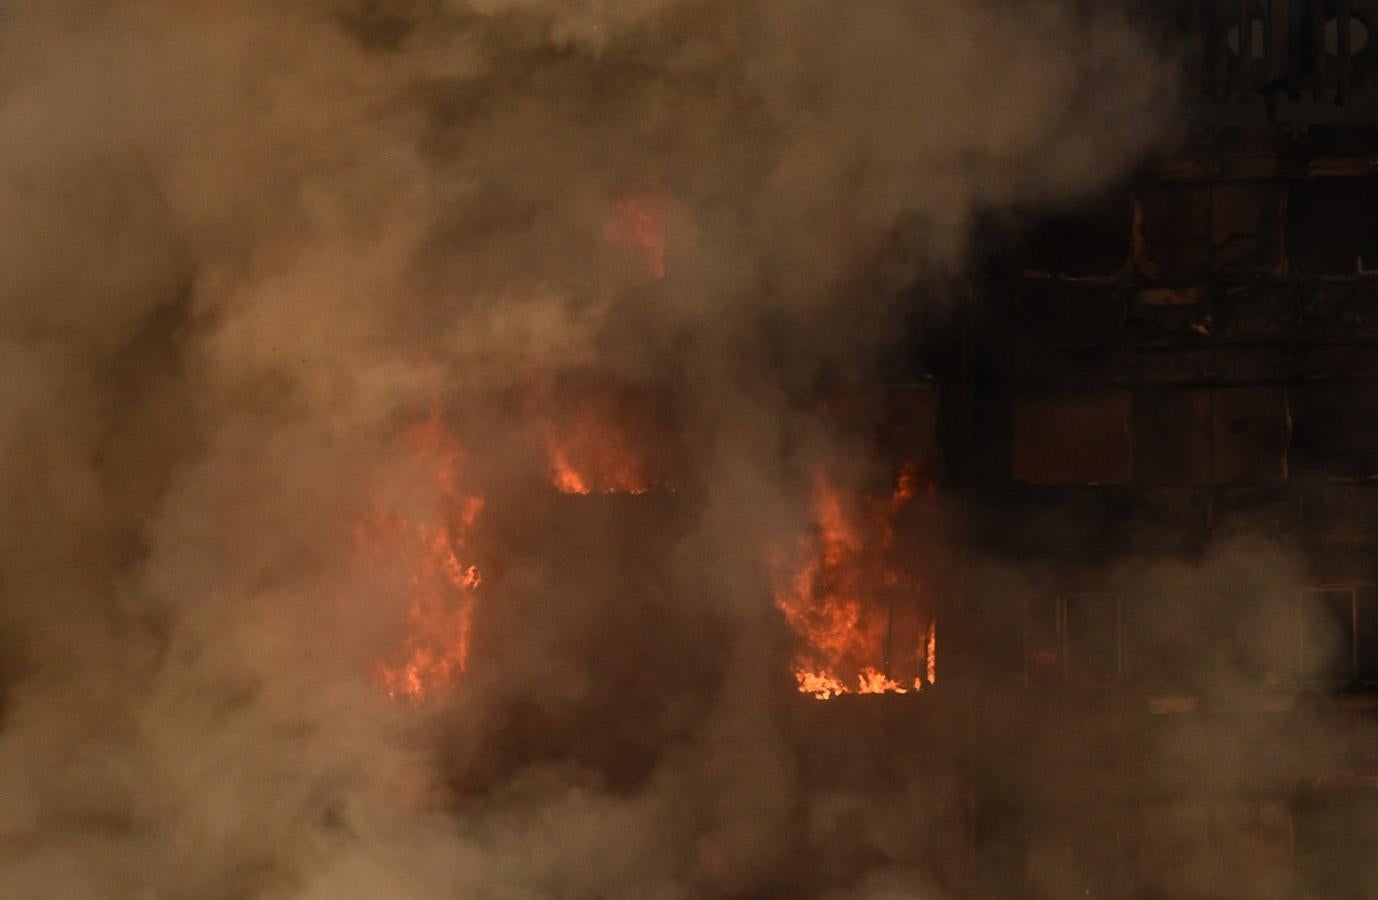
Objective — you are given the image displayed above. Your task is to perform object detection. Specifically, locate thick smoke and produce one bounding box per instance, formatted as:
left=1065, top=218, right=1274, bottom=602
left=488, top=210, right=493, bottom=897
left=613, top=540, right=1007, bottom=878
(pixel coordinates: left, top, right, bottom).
left=0, top=2, right=1173, bottom=897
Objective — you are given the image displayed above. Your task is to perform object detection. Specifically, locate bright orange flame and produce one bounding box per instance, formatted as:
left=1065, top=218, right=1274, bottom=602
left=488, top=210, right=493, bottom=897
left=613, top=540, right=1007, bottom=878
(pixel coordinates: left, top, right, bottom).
left=606, top=189, right=667, bottom=280
left=857, top=667, right=909, bottom=694
left=361, top=407, right=485, bottom=701
left=796, top=670, right=849, bottom=699
left=926, top=618, right=937, bottom=686
left=773, top=465, right=934, bottom=699
left=549, top=444, right=592, bottom=495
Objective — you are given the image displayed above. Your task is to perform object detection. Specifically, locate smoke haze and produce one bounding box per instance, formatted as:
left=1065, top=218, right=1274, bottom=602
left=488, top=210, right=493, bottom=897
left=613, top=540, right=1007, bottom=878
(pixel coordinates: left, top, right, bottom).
left=0, top=2, right=1175, bottom=897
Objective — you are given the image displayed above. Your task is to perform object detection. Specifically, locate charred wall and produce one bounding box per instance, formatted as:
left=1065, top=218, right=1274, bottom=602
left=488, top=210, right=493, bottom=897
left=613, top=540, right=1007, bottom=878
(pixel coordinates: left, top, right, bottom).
left=745, top=5, right=1378, bottom=894
left=950, top=123, right=1378, bottom=897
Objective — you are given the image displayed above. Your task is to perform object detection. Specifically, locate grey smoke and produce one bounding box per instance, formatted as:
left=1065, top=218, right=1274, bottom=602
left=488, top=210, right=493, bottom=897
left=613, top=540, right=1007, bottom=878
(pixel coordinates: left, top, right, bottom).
left=0, top=2, right=1172, bottom=897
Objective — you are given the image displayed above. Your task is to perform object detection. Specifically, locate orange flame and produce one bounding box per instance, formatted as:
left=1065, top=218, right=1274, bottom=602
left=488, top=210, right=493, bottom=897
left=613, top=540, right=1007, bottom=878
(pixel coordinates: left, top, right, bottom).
left=926, top=618, right=937, bottom=686
left=542, top=409, right=655, bottom=495
left=546, top=437, right=650, bottom=495
left=361, top=407, right=485, bottom=701
left=773, top=465, right=934, bottom=699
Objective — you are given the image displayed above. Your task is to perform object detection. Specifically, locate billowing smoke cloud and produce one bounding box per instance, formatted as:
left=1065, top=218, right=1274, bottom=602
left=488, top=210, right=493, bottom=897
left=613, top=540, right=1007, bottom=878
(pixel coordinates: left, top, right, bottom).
left=0, top=2, right=1174, bottom=897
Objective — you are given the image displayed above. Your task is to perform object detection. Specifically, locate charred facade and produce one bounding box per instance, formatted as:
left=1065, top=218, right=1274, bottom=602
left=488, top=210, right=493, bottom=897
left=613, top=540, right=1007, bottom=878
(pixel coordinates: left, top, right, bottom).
left=896, top=3, right=1378, bottom=894
left=14, top=3, right=1378, bottom=899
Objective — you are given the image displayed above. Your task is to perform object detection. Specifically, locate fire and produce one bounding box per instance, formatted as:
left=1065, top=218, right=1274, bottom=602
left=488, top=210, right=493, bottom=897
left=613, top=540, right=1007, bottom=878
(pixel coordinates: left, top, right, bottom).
left=773, top=464, right=935, bottom=699
left=857, top=667, right=909, bottom=694
left=545, top=425, right=651, bottom=495
left=795, top=670, right=850, bottom=699
left=926, top=618, right=937, bottom=686
left=360, top=406, right=485, bottom=701
left=540, top=398, right=658, bottom=495
left=605, top=189, right=667, bottom=280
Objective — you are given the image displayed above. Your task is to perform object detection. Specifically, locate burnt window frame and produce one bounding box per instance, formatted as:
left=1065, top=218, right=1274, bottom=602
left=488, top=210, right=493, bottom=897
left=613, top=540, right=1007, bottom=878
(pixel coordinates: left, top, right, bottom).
left=1296, top=582, right=1378, bottom=686
left=1022, top=592, right=1125, bottom=687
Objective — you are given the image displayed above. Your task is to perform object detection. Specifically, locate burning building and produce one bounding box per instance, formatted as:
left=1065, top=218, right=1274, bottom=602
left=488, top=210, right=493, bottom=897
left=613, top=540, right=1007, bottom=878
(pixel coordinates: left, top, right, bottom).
left=5, top=1, right=1378, bottom=898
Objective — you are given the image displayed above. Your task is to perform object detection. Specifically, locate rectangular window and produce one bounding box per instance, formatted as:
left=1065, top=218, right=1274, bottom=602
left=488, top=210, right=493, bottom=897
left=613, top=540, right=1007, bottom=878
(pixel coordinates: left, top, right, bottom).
left=1024, top=593, right=1123, bottom=686
left=1133, top=388, right=1213, bottom=485
left=1288, top=384, right=1378, bottom=479
left=1287, top=180, right=1378, bottom=276
left=1210, top=183, right=1285, bottom=273
left=1297, top=584, right=1378, bottom=685
left=1212, top=386, right=1289, bottom=484
left=1024, top=596, right=1064, bottom=684
left=1066, top=593, right=1123, bottom=684
left=1124, top=592, right=1203, bottom=693
left=1018, top=187, right=1131, bottom=279
left=1130, top=386, right=1289, bottom=487
left=1132, top=800, right=1292, bottom=897
left=1133, top=184, right=1210, bottom=281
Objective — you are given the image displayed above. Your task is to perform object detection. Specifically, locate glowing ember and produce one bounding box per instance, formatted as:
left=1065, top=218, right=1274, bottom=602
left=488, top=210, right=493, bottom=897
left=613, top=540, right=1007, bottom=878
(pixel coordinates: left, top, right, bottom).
left=773, top=465, right=935, bottom=699
left=606, top=189, right=667, bottom=280
left=360, top=407, right=485, bottom=701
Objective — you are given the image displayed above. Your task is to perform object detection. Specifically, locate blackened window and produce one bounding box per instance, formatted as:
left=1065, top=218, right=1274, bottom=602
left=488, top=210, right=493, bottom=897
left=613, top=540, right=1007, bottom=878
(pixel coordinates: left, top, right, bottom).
left=1133, top=388, right=1213, bottom=485
left=1017, top=188, right=1132, bottom=279
left=1131, top=386, right=1289, bottom=486
left=1287, top=180, right=1378, bottom=275
left=1013, top=393, right=1132, bottom=485
left=1024, top=593, right=1123, bottom=686
left=1212, top=386, right=1289, bottom=484
left=1289, top=384, right=1378, bottom=479
left=1297, top=584, right=1378, bottom=685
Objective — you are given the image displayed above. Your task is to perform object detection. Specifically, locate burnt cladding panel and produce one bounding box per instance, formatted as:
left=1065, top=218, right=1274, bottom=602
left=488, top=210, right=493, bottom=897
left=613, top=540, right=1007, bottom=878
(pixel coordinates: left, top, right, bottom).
left=1015, top=188, right=1132, bottom=279
left=1133, top=183, right=1285, bottom=280
left=1134, top=184, right=1212, bottom=282
left=1299, top=282, right=1378, bottom=341
left=1287, top=179, right=1378, bottom=275
left=1290, top=382, right=1378, bottom=478
left=1212, top=386, right=1289, bottom=484
left=1211, top=183, right=1286, bottom=273
left=1133, top=388, right=1214, bottom=485
left=1012, top=392, right=1132, bottom=485
left=1298, top=586, right=1359, bottom=683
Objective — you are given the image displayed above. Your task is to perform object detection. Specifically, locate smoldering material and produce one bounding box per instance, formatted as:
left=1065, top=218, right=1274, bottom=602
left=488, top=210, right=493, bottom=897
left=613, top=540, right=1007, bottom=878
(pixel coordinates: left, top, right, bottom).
left=0, top=2, right=1173, bottom=897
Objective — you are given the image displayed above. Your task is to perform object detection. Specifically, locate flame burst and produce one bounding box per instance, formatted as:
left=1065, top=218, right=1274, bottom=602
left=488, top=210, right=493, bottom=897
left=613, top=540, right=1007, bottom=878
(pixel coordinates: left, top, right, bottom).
left=773, top=465, right=935, bottom=699
left=543, top=409, right=655, bottom=495
left=361, top=407, right=485, bottom=701
left=547, top=435, right=650, bottom=495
